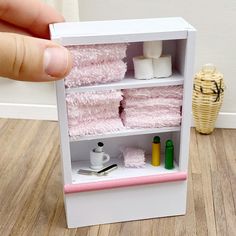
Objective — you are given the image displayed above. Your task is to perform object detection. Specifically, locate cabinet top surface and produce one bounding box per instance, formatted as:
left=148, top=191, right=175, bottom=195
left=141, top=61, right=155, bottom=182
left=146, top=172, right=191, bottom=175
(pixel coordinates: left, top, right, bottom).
left=50, top=17, right=195, bottom=45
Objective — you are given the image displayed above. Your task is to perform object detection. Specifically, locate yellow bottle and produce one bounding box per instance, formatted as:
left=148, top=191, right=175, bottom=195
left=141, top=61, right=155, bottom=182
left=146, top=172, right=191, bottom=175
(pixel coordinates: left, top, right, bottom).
left=152, top=136, right=161, bottom=166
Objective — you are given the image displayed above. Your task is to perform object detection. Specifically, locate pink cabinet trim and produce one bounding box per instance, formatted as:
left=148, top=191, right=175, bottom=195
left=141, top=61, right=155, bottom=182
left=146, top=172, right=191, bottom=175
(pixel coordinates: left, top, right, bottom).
left=64, top=172, right=187, bottom=194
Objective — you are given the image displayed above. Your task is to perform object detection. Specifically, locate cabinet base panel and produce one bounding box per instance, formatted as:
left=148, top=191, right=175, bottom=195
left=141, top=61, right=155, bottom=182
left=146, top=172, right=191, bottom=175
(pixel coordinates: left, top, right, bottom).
left=64, top=180, right=187, bottom=228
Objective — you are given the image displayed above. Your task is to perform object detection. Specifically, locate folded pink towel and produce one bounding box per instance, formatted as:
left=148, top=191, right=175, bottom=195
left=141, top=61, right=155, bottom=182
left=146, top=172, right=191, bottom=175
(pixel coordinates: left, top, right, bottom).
left=122, top=106, right=181, bottom=117
left=121, top=147, right=146, bottom=168
left=65, top=60, right=127, bottom=88
left=121, top=97, right=182, bottom=108
left=120, top=86, right=183, bottom=129
left=68, top=112, right=120, bottom=125
left=67, top=43, right=127, bottom=68
left=121, top=113, right=181, bottom=129
left=69, top=118, right=124, bottom=137
left=122, top=85, right=183, bottom=99
left=67, top=90, right=123, bottom=137
left=67, top=105, right=119, bottom=121
left=68, top=107, right=120, bottom=125
left=66, top=90, right=123, bottom=108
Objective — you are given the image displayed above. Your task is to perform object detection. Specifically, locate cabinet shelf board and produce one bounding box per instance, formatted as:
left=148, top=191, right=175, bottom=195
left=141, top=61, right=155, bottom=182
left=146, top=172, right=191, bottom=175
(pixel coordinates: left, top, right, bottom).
left=50, top=18, right=192, bottom=45
left=65, top=71, right=184, bottom=93
left=69, top=126, right=181, bottom=142
left=65, top=158, right=186, bottom=193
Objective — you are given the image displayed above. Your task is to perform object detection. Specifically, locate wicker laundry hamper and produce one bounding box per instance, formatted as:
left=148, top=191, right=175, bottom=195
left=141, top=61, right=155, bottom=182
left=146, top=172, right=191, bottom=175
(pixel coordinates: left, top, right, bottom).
left=192, top=64, right=224, bottom=134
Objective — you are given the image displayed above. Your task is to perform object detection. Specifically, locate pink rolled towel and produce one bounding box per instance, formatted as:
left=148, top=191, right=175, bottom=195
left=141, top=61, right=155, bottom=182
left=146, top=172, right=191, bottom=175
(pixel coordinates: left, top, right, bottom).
left=121, top=147, right=146, bottom=168
left=67, top=43, right=127, bottom=67
left=122, top=85, right=183, bottom=99
left=69, top=118, right=124, bottom=137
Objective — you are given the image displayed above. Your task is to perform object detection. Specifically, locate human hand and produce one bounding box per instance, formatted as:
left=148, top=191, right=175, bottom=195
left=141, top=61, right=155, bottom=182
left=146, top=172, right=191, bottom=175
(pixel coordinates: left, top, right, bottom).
left=0, top=0, right=72, bottom=81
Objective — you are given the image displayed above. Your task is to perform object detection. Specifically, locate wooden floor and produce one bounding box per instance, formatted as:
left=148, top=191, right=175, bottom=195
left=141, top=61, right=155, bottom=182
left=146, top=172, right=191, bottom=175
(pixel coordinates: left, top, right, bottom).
left=0, top=119, right=235, bottom=236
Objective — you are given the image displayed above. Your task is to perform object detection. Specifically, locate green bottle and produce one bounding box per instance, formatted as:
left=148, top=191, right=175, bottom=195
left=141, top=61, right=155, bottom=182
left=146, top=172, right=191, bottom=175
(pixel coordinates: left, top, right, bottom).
left=165, top=140, right=174, bottom=169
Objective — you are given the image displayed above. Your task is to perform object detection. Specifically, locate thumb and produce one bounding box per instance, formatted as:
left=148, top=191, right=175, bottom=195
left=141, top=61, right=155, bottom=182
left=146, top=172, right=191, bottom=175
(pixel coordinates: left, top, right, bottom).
left=0, top=32, right=72, bottom=82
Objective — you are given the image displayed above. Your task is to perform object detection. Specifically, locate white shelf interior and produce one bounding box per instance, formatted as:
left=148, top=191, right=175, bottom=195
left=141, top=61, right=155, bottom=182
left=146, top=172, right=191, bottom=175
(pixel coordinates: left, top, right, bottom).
left=65, top=39, right=186, bottom=93
left=70, top=132, right=181, bottom=179
left=71, top=157, right=179, bottom=184
left=64, top=38, right=186, bottom=185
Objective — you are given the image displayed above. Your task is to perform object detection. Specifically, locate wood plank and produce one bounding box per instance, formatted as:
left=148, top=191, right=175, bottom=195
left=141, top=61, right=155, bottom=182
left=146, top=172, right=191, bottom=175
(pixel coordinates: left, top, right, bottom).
left=119, top=221, right=140, bottom=236
left=211, top=170, right=227, bottom=235
left=0, top=118, right=8, bottom=135
left=98, top=224, right=110, bottom=236
left=140, top=219, right=153, bottom=236
left=174, top=215, right=186, bottom=236
left=87, top=225, right=99, bottom=236
left=214, top=129, right=236, bottom=236
left=222, top=129, right=236, bottom=205
left=153, top=217, right=175, bottom=236
left=107, top=223, right=122, bottom=236
left=183, top=163, right=197, bottom=236
left=195, top=132, right=217, bottom=236
left=189, top=129, right=201, bottom=174
left=192, top=173, right=208, bottom=236
left=75, top=227, right=89, bottom=236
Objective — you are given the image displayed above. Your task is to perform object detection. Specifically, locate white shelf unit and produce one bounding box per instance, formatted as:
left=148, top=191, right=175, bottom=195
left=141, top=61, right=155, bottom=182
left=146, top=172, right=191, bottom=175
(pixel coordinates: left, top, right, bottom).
left=50, top=17, right=196, bottom=228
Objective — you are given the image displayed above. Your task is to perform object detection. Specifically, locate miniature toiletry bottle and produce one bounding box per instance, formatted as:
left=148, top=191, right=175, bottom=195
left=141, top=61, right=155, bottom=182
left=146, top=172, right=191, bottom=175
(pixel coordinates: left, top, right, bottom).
left=152, top=136, right=161, bottom=166
left=165, top=140, right=174, bottom=169
left=90, top=142, right=110, bottom=170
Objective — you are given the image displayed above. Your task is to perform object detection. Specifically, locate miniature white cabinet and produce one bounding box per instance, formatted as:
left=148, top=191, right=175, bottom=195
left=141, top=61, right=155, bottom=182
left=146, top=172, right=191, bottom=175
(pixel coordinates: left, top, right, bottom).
left=50, top=17, right=196, bottom=228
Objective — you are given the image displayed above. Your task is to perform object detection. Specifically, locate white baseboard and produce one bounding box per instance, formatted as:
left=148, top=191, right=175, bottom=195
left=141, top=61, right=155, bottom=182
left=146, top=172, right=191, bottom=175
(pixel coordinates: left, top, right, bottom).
left=0, top=103, right=58, bottom=121
left=191, top=112, right=236, bottom=129
left=0, top=103, right=235, bottom=128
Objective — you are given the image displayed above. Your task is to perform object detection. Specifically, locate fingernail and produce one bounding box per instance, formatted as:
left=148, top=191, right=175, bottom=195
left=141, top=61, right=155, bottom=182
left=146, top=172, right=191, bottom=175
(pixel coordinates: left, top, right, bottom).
left=44, top=47, right=70, bottom=77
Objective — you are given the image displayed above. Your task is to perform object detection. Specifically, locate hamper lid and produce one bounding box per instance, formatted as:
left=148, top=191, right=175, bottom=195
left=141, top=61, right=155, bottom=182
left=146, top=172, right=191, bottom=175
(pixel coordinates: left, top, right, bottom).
left=193, top=63, right=224, bottom=102
left=195, top=64, right=223, bottom=81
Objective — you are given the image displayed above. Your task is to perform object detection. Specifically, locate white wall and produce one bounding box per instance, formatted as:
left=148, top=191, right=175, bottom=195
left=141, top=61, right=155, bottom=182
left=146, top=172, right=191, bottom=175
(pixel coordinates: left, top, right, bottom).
left=0, top=0, right=79, bottom=120
left=78, top=0, right=236, bottom=128
left=0, top=0, right=235, bottom=127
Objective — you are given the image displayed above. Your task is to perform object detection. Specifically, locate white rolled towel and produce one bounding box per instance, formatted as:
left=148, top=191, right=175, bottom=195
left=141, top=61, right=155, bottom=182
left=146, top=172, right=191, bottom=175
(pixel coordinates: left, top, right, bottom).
left=153, top=55, right=172, bottom=78
left=143, top=41, right=162, bottom=58
left=133, top=56, right=154, bottom=80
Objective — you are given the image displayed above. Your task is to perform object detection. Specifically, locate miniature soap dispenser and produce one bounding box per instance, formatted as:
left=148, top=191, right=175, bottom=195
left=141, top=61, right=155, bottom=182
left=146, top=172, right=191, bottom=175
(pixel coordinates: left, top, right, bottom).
left=165, top=140, right=174, bottom=169
left=90, top=142, right=110, bottom=170
left=151, top=136, right=161, bottom=166
left=94, top=142, right=104, bottom=153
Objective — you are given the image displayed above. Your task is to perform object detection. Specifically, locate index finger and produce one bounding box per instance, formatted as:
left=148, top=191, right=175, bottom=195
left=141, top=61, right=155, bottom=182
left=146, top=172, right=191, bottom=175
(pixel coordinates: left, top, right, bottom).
left=0, top=0, right=64, bottom=39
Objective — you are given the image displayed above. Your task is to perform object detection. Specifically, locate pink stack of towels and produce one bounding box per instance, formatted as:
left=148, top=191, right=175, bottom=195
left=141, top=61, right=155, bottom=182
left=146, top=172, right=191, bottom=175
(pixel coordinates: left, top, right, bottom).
left=66, top=90, right=124, bottom=137
left=65, top=44, right=127, bottom=88
left=120, top=85, right=183, bottom=128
